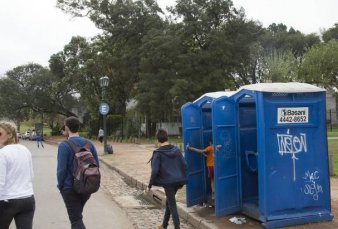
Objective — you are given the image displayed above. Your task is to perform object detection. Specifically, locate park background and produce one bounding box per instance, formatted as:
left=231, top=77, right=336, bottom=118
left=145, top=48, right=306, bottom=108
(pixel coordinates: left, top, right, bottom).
left=1, top=0, right=338, bottom=174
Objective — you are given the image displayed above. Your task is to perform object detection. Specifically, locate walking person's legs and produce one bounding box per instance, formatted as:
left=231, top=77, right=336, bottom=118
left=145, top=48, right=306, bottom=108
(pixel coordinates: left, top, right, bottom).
left=162, top=186, right=180, bottom=229
left=207, top=166, right=214, bottom=206
left=80, top=193, right=90, bottom=209
left=0, top=200, right=15, bottom=229
left=61, top=189, right=90, bottom=229
left=0, top=196, right=35, bottom=229
left=161, top=199, right=171, bottom=228
left=13, top=196, right=35, bottom=229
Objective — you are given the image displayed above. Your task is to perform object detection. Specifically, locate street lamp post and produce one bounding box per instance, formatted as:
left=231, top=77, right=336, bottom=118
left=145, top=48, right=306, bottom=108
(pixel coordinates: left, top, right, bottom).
left=99, top=76, right=109, bottom=154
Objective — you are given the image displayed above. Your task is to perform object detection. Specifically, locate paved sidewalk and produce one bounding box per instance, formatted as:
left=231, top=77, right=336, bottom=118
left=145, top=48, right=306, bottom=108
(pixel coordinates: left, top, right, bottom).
left=47, top=137, right=338, bottom=229
left=95, top=142, right=241, bottom=229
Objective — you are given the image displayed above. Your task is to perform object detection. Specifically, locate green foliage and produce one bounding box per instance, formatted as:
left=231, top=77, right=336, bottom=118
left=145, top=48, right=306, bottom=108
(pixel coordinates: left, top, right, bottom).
left=298, top=41, right=338, bottom=88
left=49, top=36, right=102, bottom=116
left=264, top=23, right=320, bottom=59
left=2, top=1, right=338, bottom=139
left=0, top=77, right=27, bottom=121
left=0, top=64, right=45, bottom=122
left=322, top=23, right=338, bottom=43
left=0, top=63, right=80, bottom=129
left=262, top=50, right=298, bottom=82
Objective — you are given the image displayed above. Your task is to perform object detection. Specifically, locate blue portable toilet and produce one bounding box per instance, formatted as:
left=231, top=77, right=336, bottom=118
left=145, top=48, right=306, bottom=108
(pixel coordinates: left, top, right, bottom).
left=211, top=82, right=333, bottom=228
left=181, top=91, right=235, bottom=207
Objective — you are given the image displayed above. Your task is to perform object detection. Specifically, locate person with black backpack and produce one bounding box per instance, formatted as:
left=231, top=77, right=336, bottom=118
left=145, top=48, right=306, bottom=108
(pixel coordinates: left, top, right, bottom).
left=148, top=129, right=187, bottom=229
left=57, top=116, right=100, bottom=229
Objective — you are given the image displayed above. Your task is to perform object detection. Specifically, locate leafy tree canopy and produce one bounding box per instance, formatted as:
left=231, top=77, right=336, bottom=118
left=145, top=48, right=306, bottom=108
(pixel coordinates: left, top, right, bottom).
left=322, top=23, right=338, bottom=43
left=299, top=41, right=338, bottom=89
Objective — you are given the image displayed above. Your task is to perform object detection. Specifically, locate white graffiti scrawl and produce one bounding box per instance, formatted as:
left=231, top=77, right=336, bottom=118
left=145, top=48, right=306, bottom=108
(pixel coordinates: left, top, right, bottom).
left=277, top=129, right=307, bottom=181
left=303, top=170, right=323, bottom=200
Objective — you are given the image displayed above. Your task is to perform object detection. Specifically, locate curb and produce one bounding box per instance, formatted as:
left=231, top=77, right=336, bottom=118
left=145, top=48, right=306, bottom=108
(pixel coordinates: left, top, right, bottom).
left=100, top=158, right=216, bottom=229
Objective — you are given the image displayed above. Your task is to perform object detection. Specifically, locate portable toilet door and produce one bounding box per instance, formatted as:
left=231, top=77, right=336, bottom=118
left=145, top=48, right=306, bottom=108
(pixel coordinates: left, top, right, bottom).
left=181, top=101, right=207, bottom=206
left=212, top=95, right=242, bottom=216
left=181, top=92, right=235, bottom=207
left=233, top=83, right=333, bottom=228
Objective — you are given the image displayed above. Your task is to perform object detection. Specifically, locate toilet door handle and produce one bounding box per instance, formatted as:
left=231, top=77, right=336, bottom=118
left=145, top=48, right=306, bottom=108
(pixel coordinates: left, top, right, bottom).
left=216, top=145, right=222, bottom=151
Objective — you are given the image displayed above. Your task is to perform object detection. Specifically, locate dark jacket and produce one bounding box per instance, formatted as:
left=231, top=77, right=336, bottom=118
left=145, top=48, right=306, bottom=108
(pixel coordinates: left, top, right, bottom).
left=148, top=144, right=187, bottom=188
left=57, top=136, right=99, bottom=191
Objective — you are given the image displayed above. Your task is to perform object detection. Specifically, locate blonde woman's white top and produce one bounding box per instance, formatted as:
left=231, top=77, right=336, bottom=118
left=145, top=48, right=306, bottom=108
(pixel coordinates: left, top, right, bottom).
left=0, top=144, right=34, bottom=200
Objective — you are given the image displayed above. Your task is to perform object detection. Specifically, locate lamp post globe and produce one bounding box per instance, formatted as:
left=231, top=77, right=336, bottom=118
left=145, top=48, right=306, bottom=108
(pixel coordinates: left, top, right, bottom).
left=99, top=76, right=109, bottom=154
left=100, top=76, right=109, bottom=88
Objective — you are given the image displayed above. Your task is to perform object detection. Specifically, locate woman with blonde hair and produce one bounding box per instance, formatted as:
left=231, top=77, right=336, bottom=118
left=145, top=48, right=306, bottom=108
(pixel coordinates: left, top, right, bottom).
left=0, top=121, right=35, bottom=229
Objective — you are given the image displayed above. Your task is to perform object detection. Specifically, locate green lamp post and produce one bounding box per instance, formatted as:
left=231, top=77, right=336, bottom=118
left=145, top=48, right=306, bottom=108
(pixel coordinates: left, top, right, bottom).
left=99, top=76, right=109, bottom=154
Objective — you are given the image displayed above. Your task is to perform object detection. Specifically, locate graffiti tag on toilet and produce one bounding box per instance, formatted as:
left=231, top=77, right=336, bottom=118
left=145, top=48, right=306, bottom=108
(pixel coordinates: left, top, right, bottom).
left=277, top=130, right=308, bottom=181
left=277, top=132, right=307, bottom=155
left=302, top=170, right=323, bottom=200
left=278, top=107, right=308, bottom=124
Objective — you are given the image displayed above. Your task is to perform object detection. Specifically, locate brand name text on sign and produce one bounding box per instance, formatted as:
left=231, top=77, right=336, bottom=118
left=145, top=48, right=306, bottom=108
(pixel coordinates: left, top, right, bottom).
left=278, top=107, right=309, bottom=124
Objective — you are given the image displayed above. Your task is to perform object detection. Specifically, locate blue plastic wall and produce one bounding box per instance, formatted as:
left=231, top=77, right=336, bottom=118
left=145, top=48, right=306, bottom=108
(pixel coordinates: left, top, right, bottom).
left=256, top=91, right=332, bottom=226
left=212, top=96, right=241, bottom=216
left=183, top=87, right=333, bottom=228
left=181, top=102, right=206, bottom=206
left=181, top=99, right=214, bottom=207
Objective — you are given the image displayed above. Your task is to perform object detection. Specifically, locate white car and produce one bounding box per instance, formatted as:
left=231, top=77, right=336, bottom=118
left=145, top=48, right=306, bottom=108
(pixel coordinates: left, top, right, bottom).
left=22, top=131, right=31, bottom=140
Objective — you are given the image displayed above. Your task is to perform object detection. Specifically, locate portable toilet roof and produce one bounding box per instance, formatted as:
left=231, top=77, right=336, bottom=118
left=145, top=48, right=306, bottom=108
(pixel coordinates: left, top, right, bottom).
left=236, top=82, right=325, bottom=93
left=193, top=91, right=236, bottom=107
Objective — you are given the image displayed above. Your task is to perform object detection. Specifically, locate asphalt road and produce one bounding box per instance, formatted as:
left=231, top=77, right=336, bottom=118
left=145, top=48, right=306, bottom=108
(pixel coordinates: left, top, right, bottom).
left=10, top=140, right=134, bottom=229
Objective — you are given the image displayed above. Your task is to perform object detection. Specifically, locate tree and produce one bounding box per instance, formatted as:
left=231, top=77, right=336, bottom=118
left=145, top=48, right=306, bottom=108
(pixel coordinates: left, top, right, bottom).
left=168, top=0, right=264, bottom=88
left=56, top=0, right=166, bottom=137
left=6, top=63, right=43, bottom=89
left=322, top=23, right=338, bottom=43
left=49, top=36, right=102, bottom=114
left=3, top=64, right=44, bottom=122
left=298, top=41, right=338, bottom=88
left=224, top=19, right=265, bottom=85
left=137, top=25, right=182, bottom=136
left=262, top=50, right=298, bottom=82
left=263, top=23, right=320, bottom=60
left=1, top=64, right=79, bottom=126
left=0, top=77, right=28, bottom=124
left=27, top=68, right=79, bottom=117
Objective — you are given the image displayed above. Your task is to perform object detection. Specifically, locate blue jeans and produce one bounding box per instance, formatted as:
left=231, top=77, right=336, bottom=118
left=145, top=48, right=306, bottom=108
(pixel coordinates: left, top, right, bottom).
left=0, top=195, right=35, bottom=229
left=61, top=189, right=91, bottom=229
left=162, top=186, right=180, bottom=229
left=37, top=139, right=44, bottom=148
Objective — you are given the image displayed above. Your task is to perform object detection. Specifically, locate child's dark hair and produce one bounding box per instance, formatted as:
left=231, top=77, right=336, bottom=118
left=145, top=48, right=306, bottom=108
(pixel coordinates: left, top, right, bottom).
left=64, top=116, right=81, bottom=133
left=156, top=129, right=168, bottom=143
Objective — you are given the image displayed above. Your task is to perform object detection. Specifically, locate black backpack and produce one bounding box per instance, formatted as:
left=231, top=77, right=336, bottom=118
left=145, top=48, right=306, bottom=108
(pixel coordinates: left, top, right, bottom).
left=66, top=140, right=101, bottom=194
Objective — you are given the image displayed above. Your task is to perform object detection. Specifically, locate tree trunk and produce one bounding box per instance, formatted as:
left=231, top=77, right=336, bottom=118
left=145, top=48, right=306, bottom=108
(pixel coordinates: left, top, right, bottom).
left=146, top=116, right=151, bottom=138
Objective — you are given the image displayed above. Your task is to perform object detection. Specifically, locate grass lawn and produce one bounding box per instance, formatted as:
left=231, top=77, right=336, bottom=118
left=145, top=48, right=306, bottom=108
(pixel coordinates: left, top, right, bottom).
left=19, top=122, right=52, bottom=136
left=327, top=131, right=338, bottom=138
left=328, top=139, right=338, bottom=176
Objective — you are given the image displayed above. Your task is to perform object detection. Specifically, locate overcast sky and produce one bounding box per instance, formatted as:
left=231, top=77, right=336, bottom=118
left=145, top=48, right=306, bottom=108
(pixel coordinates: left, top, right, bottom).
left=1, top=0, right=338, bottom=76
